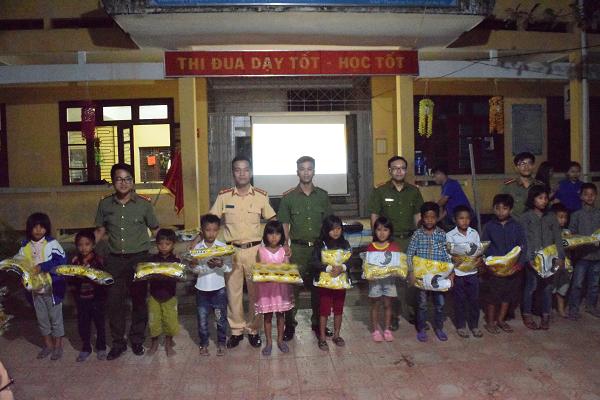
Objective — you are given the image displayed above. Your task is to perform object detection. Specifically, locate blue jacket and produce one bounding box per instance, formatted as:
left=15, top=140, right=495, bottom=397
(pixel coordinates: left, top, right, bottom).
left=18, top=236, right=67, bottom=304
left=481, top=217, right=528, bottom=265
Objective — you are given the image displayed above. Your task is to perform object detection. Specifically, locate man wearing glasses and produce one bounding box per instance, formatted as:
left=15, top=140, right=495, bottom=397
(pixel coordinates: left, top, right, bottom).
left=95, top=163, right=159, bottom=360
left=368, top=156, right=424, bottom=329
left=501, top=152, right=543, bottom=217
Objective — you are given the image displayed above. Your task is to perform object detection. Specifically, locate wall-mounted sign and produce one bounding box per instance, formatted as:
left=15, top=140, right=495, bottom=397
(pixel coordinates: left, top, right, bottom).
left=151, top=0, right=457, bottom=6
left=164, top=51, right=419, bottom=77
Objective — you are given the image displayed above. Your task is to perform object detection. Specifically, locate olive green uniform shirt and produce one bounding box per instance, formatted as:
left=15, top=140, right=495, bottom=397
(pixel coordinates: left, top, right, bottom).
left=277, top=185, right=332, bottom=242
left=367, top=181, right=424, bottom=237
left=95, top=192, right=159, bottom=254
left=501, top=177, right=543, bottom=217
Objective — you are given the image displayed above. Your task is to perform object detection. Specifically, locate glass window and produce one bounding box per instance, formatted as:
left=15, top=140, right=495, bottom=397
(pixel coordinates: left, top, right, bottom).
left=95, top=126, right=118, bottom=181
left=103, top=106, right=132, bottom=121
left=69, top=169, right=88, bottom=183
left=68, top=146, right=87, bottom=168
left=67, top=131, right=86, bottom=145
left=139, top=105, right=168, bottom=120
left=66, top=107, right=82, bottom=122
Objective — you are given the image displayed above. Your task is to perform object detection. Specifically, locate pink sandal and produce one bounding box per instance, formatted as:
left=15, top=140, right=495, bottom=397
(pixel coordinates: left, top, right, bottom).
left=372, top=330, right=384, bottom=342
left=383, top=329, right=394, bottom=342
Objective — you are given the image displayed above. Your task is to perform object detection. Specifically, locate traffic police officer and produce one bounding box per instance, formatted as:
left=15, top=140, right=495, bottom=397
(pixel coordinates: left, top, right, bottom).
left=278, top=156, right=332, bottom=340
left=95, top=163, right=159, bottom=360
left=209, top=155, right=276, bottom=349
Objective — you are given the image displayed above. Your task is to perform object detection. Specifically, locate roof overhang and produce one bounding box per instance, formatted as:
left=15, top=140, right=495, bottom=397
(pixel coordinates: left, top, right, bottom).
left=112, top=11, right=484, bottom=49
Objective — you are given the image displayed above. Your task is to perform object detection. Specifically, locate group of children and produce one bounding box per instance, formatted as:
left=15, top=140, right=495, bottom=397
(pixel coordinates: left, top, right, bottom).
left=14, top=171, right=600, bottom=360
left=368, top=180, right=600, bottom=343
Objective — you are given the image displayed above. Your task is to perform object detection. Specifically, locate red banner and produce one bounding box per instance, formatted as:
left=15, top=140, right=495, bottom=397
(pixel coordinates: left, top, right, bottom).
left=164, top=51, right=418, bottom=77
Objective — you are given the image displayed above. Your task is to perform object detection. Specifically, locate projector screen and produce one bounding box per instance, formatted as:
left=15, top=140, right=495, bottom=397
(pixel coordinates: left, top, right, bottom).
left=251, top=113, right=348, bottom=196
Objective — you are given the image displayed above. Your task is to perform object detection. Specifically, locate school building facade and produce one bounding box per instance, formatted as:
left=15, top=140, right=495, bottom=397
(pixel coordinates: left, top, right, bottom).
left=0, top=0, right=598, bottom=233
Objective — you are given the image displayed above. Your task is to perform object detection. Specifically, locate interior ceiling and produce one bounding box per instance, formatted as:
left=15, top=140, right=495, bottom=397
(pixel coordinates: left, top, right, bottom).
left=113, top=12, right=484, bottom=49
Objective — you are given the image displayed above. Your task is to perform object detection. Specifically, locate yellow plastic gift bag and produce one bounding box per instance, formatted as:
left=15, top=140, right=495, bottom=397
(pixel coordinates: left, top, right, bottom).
left=0, top=256, right=53, bottom=292
left=252, top=263, right=303, bottom=284
left=314, top=271, right=352, bottom=290
left=561, top=232, right=599, bottom=250
left=321, top=249, right=352, bottom=266
left=411, top=256, right=454, bottom=291
left=134, top=262, right=187, bottom=281
left=185, top=245, right=236, bottom=260
left=484, top=246, right=522, bottom=277
left=532, top=245, right=573, bottom=278
left=315, top=248, right=353, bottom=289
left=446, top=242, right=490, bottom=273
left=360, top=251, right=408, bottom=280
left=55, top=265, right=114, bottom=285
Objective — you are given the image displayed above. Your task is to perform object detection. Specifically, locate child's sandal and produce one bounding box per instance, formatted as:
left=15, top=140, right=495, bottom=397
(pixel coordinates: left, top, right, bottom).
left=484, top=323, right=500, bottom=334
left=332, top=336, right=345, bottom=347
left=317, top=340, right=329, bottom=351
left=497, top=321, right=514, bottom=333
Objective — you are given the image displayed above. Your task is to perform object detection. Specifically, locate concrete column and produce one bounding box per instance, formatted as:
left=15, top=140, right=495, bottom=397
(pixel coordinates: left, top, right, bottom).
left=196, top=78, right=210, bottom=214
left=395, top=76, right=415, bottom=179
left=371, top=76, right=396, bottom=185
left=178, top=77, right=201, bottom=229
left=569, top=51, right=584, bottom=168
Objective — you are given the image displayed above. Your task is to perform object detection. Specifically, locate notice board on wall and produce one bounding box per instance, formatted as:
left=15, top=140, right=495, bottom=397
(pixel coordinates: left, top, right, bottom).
left=511, top=103, right=544, bottom=155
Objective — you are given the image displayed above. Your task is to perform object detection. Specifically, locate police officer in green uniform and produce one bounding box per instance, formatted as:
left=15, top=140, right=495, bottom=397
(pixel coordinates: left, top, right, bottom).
left=278, top=156, right=332, bottom=340
left=95, top=163, right=159, bottom=360
left=367, top=156, right=424, bottom=328
left=501, top=152, right=544, bottom=218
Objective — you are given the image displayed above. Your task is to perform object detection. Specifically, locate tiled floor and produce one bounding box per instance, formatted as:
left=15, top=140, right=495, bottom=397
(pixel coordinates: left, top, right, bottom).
left=2, top=295, right=600, bottom=400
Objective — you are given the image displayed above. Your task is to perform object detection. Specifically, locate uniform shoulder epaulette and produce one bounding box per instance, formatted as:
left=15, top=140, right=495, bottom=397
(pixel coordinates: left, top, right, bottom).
left=101, top=193, right=114, bottom=200
left=282, top=187, right=296, bottom=196
left=218, top=187, right=234, bottom=195
left=375, top=181, right=388, bottom=188
left=137, top=193, right=152, bottom=202
left=254, top=187, right=268, bottom=196
left=504, top=178, right=516, bottom=185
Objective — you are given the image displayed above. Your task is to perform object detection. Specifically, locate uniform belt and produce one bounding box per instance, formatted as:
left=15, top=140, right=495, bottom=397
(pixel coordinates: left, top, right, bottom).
left=291, top=239, right=316, bottom=247
left=227, top=241, right=261, bottom=249
left=110, top=251, right=147, bottom=258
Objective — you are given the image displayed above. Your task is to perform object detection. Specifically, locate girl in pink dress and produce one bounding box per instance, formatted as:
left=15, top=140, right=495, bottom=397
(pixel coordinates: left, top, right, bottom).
left=255, top=220, right=294, bottom=356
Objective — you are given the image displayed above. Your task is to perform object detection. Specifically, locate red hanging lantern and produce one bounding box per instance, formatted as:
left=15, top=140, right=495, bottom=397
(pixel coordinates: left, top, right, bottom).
left=81, top=101, right=96, bottom=141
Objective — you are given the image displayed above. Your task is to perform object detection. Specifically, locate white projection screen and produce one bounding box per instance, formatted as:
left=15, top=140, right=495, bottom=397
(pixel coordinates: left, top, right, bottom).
left=251, top=113, right=348, bottom=196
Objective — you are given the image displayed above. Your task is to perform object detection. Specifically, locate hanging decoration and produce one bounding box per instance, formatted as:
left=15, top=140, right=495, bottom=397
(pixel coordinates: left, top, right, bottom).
left=81, top=101, right=96, bottom=141
left=94, top=137, right=102, bottom=166
left=418, top=98, right=434, bottom=138
left=489, top=96, right=504, bottom=135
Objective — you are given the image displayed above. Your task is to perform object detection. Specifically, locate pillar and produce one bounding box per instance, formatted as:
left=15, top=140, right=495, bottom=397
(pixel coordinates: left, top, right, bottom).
left=569, top=51, right=584, bottom=168
left=178, top=77, right=201, bottom=229
left=395, top=76, right=415, bottom=180
left=196, top=78, right=210, bottom=214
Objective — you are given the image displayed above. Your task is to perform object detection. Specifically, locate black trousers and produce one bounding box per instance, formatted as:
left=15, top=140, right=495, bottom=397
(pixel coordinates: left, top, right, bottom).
left=76, top=296, right=106, bottom=352
left=105, top=252, right=148, bottom=348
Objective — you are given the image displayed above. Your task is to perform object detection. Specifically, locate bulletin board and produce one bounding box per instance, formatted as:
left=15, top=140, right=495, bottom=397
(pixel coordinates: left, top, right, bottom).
left=511, top=103, right=544, bottom=155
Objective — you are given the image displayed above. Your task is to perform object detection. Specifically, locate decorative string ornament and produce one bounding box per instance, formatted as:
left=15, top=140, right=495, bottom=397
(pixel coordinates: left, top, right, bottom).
left=81, top=101, right=96, bottom=141
left=418, top=98, right=434, bottom=138
left=489, top=96, right=504, bottom=135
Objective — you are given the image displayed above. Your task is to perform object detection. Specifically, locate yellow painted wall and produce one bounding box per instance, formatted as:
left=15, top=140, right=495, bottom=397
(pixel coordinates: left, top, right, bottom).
left=196, top=78, right=210, bottom=214
left=0, top=80, right=179, bottom=188
left=370, top=77, right=397, bottom=185
left=0, top=80, right=183, bottom=230
left=7, top=103, right=62, bottom=187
